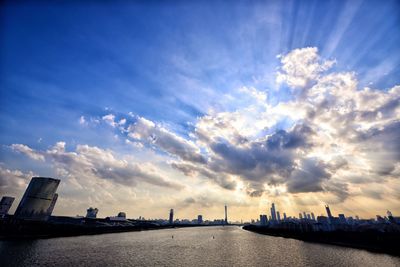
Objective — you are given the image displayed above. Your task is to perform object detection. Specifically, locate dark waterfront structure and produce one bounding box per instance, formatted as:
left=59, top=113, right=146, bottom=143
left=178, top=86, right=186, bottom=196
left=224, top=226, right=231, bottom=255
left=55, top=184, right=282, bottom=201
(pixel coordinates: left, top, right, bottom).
left=249, top=203, right=400, bottom=256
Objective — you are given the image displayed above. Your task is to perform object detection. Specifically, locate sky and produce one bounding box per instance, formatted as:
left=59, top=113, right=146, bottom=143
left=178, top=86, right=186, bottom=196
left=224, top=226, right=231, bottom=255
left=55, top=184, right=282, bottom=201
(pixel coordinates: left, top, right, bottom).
left=0, top=0, right=399, bottom=221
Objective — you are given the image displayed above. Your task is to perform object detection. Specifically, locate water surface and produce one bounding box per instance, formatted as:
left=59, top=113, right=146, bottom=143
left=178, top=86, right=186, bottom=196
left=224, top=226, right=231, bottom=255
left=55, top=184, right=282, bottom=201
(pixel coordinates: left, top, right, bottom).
left=1, top=226, right=399, bottom=266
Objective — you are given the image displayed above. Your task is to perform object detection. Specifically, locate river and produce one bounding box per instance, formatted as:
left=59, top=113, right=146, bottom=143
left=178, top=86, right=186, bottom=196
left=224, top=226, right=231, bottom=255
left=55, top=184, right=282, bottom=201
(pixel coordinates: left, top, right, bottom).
left=0, top=226, right=399, bottom=266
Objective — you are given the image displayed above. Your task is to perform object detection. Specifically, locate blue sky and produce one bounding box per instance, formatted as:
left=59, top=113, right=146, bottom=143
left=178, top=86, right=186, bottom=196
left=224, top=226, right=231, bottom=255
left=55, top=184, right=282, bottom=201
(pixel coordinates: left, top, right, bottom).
left=1, top=1, right=399, bottom=219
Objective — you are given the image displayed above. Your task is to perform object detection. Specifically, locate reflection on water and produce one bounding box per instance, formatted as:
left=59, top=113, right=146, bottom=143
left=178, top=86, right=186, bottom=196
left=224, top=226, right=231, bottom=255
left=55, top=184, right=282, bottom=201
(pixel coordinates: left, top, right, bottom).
left=1, top=226, right=399, bottom=267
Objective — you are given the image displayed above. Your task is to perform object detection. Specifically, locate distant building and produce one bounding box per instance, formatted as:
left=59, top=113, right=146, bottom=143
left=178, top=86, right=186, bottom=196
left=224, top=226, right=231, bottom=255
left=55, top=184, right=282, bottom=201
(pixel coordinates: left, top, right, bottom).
left=0, top=196, right=15, bottom=216
left=277, top=211, right=281, bottom=222
left=299, top=213, right=303, bottom=220
left=14, top=177, right=60, bottom=221
left=311, top=212, right=315, bottom=221
left=169, top=209, right=174, bottom=224
left=198, top=215, right=203, bottom=224
left=86, top=207, right=99, bottom=218
left=283, top=213, right=287, bottom=221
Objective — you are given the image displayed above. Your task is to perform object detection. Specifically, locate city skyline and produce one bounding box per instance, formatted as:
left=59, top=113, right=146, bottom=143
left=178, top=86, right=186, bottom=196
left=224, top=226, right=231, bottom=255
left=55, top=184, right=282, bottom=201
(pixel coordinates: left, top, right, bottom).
left=1, top=1, right=400, bottom=221
left=1, top=177, right=396, bottom=223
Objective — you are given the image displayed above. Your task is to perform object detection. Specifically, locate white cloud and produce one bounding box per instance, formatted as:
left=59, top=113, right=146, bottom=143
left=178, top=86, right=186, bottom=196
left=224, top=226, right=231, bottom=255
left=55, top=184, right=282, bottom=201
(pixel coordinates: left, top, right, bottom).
left=10, top=142, right=184, bottom=191
left=102, top=114, right=117, bottom=127
left=118, top=47, right=399, bottom=204
left=79, top=115, right=87, bottom=125
left=276, top=47, right=335, bottom=88
left=11, top=144, right=45, bottom=161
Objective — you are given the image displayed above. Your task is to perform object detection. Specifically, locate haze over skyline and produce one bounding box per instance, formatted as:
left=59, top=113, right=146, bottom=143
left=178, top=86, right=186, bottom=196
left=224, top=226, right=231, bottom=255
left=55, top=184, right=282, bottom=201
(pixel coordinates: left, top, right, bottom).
left=1, top=0, right=399, bottom=221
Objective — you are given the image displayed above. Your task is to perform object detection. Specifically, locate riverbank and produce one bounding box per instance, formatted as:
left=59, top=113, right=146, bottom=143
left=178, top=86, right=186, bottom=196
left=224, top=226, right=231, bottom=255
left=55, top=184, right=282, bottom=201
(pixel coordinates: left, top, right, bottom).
left=0, top=216, right=226, bottom=240
left=243, top=224, right=400, bottom=256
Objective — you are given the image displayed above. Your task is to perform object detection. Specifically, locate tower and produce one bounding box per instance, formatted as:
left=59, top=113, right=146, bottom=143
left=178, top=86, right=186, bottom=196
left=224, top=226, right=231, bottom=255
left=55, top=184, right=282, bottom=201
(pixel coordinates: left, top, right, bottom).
left=169, top=209, right=174, bottom=224
left=224, top=204, right=228, bottom=224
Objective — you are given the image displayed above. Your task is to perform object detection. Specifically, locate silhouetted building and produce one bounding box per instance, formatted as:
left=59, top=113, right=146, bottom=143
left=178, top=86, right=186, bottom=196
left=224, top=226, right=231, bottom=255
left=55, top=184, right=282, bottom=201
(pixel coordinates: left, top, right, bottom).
left=198, top=215, right=203, bottom=224
left=86, top=207, right=98, bottom=218
left=277, top=211, right=281, bottom=222
left=283, top=212, right=287, bottom=221
left=0, top=196, right=15, bottom=216
left=14, top=177, right=60, bottom=221
left=169, top=209, right=174, bottom=224
left=311, top=212, right=315, bottom=221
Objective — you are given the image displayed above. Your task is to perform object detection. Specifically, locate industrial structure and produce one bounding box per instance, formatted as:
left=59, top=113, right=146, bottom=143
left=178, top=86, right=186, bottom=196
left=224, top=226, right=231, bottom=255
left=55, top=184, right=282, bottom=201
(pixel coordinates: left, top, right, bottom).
left=14, top=177, right=60, bottom=221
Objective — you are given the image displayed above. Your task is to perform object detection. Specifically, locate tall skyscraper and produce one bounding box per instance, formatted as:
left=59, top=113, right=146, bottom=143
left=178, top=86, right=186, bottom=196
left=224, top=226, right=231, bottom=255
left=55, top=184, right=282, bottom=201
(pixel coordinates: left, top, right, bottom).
left=311, top=212, right=315, bottom=221
left=169, top=209, right=174, bottom=224
left=14, top=177, right=60, bottom=221
left=197, top=215, right=203, bottom=224
left=0, top=196, right=15, bottom=216
left=224, top=204, right=228, bottom=224
left=277, top=211, right=281, bottom=222
left=283, top=212, right=287, bottom=221
left=271, top=203, right=277, bottom=221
